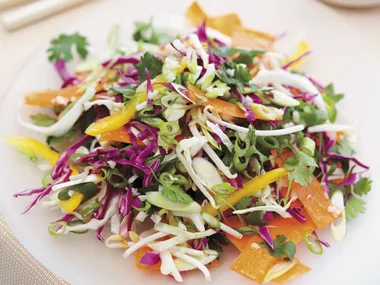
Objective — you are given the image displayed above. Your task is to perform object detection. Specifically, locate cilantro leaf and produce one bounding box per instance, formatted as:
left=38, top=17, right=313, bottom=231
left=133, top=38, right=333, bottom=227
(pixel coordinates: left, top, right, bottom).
left=260, top=235, right=296, bottom=261
left=235, top=226, right=260, bottom=236
left=323, top=83, right=344, bottom=123
left=218, top=61, right=251, bottom=89
left=353, top=177, right=372, bottom=196
left=345, top=196, right=366, bottom=220
left=47, top=33, right=89, bottom=62
left=288, top=101, right=328, bottom=127
left=234, top=196, right=253, bottom=210
left=328, top=182, right=349, bottom=198
left=215, top=47, right=264, bottom=65
left=208, top=232, right=229, bottom=260
left=283, top=150, right=317, bottom=186
left=133, top=19, right=176, bottom=45
left=162, top=183, right=193, bottom=205
left=136, top=52, right=163, bottom=82
left=334, top=138, right=355, bottom=156
left=30, top=114, right=56, bottom=127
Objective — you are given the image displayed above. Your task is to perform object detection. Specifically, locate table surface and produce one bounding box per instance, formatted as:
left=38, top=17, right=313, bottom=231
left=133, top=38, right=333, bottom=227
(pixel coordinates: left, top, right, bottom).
left=0, top=1, right=379, bottom=99
left=0, top=1, right=379, bottom=284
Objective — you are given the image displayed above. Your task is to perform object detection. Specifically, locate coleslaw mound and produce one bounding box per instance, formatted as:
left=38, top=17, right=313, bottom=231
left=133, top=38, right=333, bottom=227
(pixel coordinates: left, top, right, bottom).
left=4, top=2, right=372, bottom=284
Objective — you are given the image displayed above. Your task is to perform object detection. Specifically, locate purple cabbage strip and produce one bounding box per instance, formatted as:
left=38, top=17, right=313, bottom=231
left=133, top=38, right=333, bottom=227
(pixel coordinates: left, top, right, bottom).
left=338, top=173, right=357, bottom=187
left=132, top=197, right=142, bottom=209
left=312, top=231, right=330, bottom=248
left=113, top=158, right=151, bottom=175
left=14, top=187, right=45, bottom=198
left=319, top=160, right=329, bottom=193
left=308, top=77, right=325, bottom=91
left=21, top=168, right=72, bottom=214
left=195, top=21, right=209, bottom=43
left=209, top=51, right=226, bottom=68
left=247, top=93, right=263, bottom=104
left=263, top=211, right=274, bottom=220
left=145, top=68, right=153, bottom=104
left=119, top=212, right=133, bottom=238
left=282, top=50, right=312, bottom=70
left=286, top=207, right=306, bottom=223
left=51, top=134, right=92, bottom=179
left=53, top=59, right=79, bottom=88
left=119, top=188, right=133, bottom=216
left=124, top=147, right=136, bottom=158
left=258, top=226, right=274, bottom=250
left=94, top=189, right=111, bottom=219
left=193, top=238, right=209, bottom=250
left=125, top=126, right=140, bottom=149
left=292, top=92, right=318, bottom=104
left=101, top=53, right=142, bottom=68
left=143, top=159, right=161, bottom=187
left=170, top=42, right=186, bottom=56
left=117, top=68, right=140, bottom=85
left=233, top=88, right=255, bottom=122
left=139, top=252, right=161, bottom=265
left=96, top=226, right=105, bottom=242
left=58, top=214, right=75, bottom=222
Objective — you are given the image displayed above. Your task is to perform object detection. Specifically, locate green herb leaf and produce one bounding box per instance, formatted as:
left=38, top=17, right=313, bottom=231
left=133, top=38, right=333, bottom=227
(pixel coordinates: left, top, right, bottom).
left=133, top=18, right=177, bottom=45
left=353, top=177, right=372, bottom=197
left=234, top=196, right=253, bottom=210
left=162, top=183, right=194, bottom=205
left=47, top=33, right=89, bottom=62
left=288, top=101, right=328, bottom=127
left=325, top=83, right=344, bottom=103
left=260, top=235, right=296, bottom=261
left=30, top=114, right=56, bottom=127
left=283, top=150, right=317, bottom=186
left=216, top=47, right=265, bottom=65
left=334, top=138, right=355, bottom=157
left=136, top=52, right=163, bottom=82
left=218, top=61, right=251, bottom=89
left=345, top=196, right=366, bottom=220
left=235, top=226, right=260, bottom=236
left=208, top=232, right=229, bottom=260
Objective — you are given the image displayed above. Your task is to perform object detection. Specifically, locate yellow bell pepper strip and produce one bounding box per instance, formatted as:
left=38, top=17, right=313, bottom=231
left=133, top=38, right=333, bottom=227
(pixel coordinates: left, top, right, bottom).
left=3, top=136, right=59, bottom=165
left=58, top=192, right=84, bottom=213
left=281, top=41, right=310, bottom=70
left=205, top=168, right=288, bottom=216
left=85, top=95, right=138, bottom=136
left=3, top=137, right=83, bottom=213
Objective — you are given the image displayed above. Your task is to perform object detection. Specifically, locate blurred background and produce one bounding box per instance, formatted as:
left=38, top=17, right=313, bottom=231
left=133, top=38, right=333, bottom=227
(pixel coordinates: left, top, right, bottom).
left=0, top=0, right=379, bottom=98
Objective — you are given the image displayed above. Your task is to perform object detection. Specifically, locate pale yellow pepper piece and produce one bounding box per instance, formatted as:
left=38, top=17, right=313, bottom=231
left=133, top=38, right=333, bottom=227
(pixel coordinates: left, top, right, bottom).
left=58, top=192, right=84, bottom=213
left=205, top=168, right=289, bottom=216
left=282, top=41, right=310, bottom=69
left=85, top=96, right=138, bottom=136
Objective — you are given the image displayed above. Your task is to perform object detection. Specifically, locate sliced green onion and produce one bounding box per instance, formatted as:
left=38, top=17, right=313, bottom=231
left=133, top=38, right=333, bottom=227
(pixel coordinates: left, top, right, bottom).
left=257, top=136, right=280, bottom=149
left=57, top=182, right=97, bottom=202
left=202, top=128, right=221, bottom=150
left=69, top=153, right=85, bottom=164
left=141, top=117, right=164, bottom=128
left=42, top=173, right=53, bottom=188
left=80, top=202, right=102, bottom=218
left=159, top=172, right=189, bottom=185
left=133, top=201, right=152, bottom=212
left=67, top=220, right=89, bottom=234
left=161, top=121, right=180, bottom=136
left=158, top=209, right=169, bottom=216
left=176, top=160, right=187, bottom=173
left=300, top=137, right=316, bottom=156
left=211, top=182, right=235, bottom=195
left=201, top=212, right=221, bottom=228
left=48, top=221, right=67, bottom=236
left=105, top=168, right=128, bottom=188
left=17, top=147, right=38, bottom=162
left=303, top=232, right=323, bottom=255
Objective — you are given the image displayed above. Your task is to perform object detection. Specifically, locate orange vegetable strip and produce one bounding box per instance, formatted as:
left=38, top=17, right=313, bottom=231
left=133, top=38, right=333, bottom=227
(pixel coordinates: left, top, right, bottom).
left=272, top=258, right=311, bottom=284
left=100, top=127, right=132, bottom=144
left=24, top=86, right=80, bottom=107
left=293, top=176, right=336, bottom=228
left=230, top=244, right=277, bottom=284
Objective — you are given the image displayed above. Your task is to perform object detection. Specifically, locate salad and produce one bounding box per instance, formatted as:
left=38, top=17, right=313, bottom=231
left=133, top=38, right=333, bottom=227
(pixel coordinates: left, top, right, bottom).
left=3, top=2, right=372, bottom=284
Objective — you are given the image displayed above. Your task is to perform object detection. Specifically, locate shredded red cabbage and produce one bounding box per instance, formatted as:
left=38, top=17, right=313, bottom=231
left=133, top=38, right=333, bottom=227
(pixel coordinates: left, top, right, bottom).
left=312, top=231, right=330, bottom=248
left=51, top=134, right=91, bottom=179
left=233, top=88, right=255, bottom=122
left=117, top=68, right=140, bottom=85
left=53, top=59, right=79, bottom=88
left=193, top=238, right=208, bottom=250
left=102, top=53, right=142, bottom=68
left=258, top=225, right=274, bottom=250
left=143, top=159, right=161, bottom=187
left=119, top=188, right=133, bottom=216
left=282, top=50, right=312, bottom=70
left=140, top=251, right=161, bottom=265
left=286, top=207, right=306, bottom=223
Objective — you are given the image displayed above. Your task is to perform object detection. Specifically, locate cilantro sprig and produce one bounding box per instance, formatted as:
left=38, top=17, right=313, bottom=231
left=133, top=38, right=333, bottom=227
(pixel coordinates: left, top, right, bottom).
left=162, top=183, right=194, bottom=205
left=47, top=33, right=89, bottom=62
left=136, top=52, right=163, bottom=82
left=260, top=235, right=296, bottom=261
left=218, top=61, right=251, bottom=89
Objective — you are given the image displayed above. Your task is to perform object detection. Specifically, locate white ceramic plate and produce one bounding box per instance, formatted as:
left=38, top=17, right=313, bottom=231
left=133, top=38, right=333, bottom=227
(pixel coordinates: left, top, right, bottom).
left=1, top=0, right=380, bottom=284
